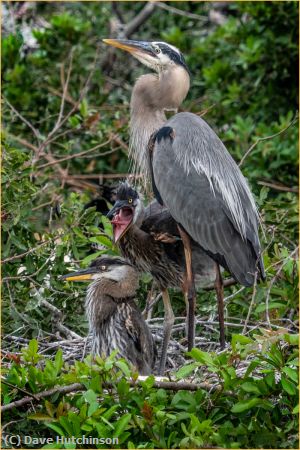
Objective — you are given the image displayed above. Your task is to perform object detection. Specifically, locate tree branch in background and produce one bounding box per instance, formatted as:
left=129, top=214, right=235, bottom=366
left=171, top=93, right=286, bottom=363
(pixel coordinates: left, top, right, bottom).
left=265, top=246, right=299, bottom=326
left=156, top=2, right=208, bottom=22
left=4, top=98, right=42, bottom=143
left=124, top=2, right=157, bottom=38
left=239, top=113, right=298, bottom=167
left=258, top=180, right=298, bottom=194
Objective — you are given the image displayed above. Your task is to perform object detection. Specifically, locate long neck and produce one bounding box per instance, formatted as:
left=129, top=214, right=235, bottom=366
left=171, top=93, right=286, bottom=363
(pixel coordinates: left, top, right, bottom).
left=129, top=67, right=190, bottom=187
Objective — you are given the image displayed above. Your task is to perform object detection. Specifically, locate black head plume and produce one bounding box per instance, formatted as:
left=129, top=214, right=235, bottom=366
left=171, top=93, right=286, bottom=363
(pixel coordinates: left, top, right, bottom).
left=90, top=256, right=133, bottom=270
left=116, top=182, right=139, bottom=202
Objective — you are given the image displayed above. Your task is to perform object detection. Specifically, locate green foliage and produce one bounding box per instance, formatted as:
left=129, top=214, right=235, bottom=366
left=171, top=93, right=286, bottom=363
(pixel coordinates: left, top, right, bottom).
left=2, top=332, right=298, bottom=448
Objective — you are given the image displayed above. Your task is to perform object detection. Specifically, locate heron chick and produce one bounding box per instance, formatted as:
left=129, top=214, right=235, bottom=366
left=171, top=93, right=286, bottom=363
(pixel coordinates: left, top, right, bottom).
left=107, top=182, right=216, bottom=374
left=63, top=256, right=156, bottom=375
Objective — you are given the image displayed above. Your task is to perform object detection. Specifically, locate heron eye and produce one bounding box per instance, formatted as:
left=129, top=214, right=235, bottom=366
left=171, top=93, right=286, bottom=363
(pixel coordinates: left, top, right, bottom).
left=153, top=45, right=161, bottom=54
left=128, top=198, right=133, bottom=204
left=101, top=265, right=107, bottom=271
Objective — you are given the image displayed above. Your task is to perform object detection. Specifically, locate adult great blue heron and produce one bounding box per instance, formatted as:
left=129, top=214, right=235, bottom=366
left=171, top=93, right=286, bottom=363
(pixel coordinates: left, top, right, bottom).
left=103, top=39, right=265, bottom=351
left=107, top=182, right=216, bottom=374
left=63, top=256, right=156, bottom=375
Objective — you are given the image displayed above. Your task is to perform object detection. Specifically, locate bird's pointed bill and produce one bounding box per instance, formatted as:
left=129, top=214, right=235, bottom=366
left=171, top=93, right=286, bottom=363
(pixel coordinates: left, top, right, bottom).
left=62, top=270, right=94, bottom=282
left=111, top=207, right=134, bottom=243
left=103, top=39, right=154, bottom=57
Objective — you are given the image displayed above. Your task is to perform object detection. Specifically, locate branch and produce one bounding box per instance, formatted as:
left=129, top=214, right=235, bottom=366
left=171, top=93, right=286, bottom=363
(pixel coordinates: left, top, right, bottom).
left=257, top=180, right=298, bottom=194
left=36, top=137, right=115, bottom=169
left=265, top=246, right=299, bottom=326
left=239, top=114, right=298, bottom=167
left=40, top=299, right=83, bottom=340
left=1, top=238, right=59, bottom=264
left=156, top=2, right=208, bottom=22
left=1, top=377, right=223, bottom=413
left=4, top=98, right=42, bottom=142
left=124, top=2, right=157, bottom=37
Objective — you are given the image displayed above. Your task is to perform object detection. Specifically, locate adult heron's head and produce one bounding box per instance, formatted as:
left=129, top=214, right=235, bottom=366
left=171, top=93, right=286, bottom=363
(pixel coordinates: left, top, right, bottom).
left=103, top=39, right=189, bottom=74
left=62, top=256, right=134, bottom=283
left=107, top=182, right=143, bottom=243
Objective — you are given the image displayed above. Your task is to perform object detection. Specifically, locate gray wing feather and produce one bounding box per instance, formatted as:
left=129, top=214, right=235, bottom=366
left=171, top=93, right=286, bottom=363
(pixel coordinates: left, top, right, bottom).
left=165, top=113, right=259, bottom=238
left=152, top=113, right=264, bottom=286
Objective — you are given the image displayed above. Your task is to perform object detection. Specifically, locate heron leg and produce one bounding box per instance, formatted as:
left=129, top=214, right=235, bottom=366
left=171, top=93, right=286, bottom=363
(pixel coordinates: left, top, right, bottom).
left=215, top=262, right=226, bottom=349
left=178, top=226, right=196, bottom=351
left=158, top=289, right=175, bottom=375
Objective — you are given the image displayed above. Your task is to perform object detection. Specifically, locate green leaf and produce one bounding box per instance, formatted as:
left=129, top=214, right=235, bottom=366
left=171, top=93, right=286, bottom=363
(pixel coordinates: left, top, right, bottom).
left=83, top=389, right=98, bottom=404
left=283, top=366, right=298, bottom=383
left=140, top=374, right=155, bottom=389
left=240, top=382, right=262, bottom=395
left=187, top=348, right=215, bottom=367
left=28, top=413, right=53, bottom=421
left=284, top=333, right=299, bottom=345
left=114, top=413, right=132, bottom=437
left=281, top=375, right=297, bottom=395
left=231, top=334, right=253, bottom=351
left=231, top=398, right=261, bottom=413
left=81, top=251, right=103, bottom=266
left=176, top=362, right=198, bottom=379
left=46, top=423, right=65, bottom=436
left=171, top=391, right=197, bottom=412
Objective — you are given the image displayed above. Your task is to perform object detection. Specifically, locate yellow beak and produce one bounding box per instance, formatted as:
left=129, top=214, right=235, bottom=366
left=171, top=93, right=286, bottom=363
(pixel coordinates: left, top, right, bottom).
left=103, top=39, right=154, bottom=57
left=64, top=273, right=92, bottom=282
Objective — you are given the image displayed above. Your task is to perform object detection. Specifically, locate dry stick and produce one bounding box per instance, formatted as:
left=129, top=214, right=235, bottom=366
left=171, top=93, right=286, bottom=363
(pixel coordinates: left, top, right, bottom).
left=265, top=246, right=299, bottom=326
left=1, top=237, right=60, bottom=264
left=242, top=271, right=258, bottom=334
left=40, top=299, right=83, bottom=340
left=36, top=46, right=100, bottom=159
left=64, top=173, right=143, bottom=180
left=2, top=252, right=54, bottom=282
left=53, top=49, right=74, bottom=135
left=4, top=98, right=42, bottom=142
left=5, top=281, right=32, bottom=326
left=124, top=2, right=157, bottom=37
left=258, top=180, right=299, bottom=194
left=36, top=137, right=115, bottom=169
left=1, top=379, right=39, bottom=401
left=156, top=1, right=208, bottom=21
left=1, top=378, right=224, bottom=413
left=239, top=114, right=298, bottom=167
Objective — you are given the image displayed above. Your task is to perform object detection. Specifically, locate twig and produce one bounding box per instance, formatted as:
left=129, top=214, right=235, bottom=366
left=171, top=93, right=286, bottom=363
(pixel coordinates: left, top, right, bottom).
left=242, top=272, right=258, bottom=334
left=51, top=49, right=74, bottom=136
left=156, top=2, right=208, bottom=21
left=36, top=137, right=115, bottom=169
left=2, top=253, right=54, bottom=282
left=1, top=237, right=60, bottom=264
left=204, top=277, right=236, bottom=291
left=265, top=246, right=299, bottom=326
left=5, top=281, right=31, bottom=326
left=239, top=114, right=298, bottom=167
left=1, top=379, right=39, bottom=401
left=257, top=180, right=299, bottom=193
left=63, top=173, right=142, bottom=180
left=54, top=323, right=82, bottom=340
left=4, top=98, right=42, bottom=142
left=39, top=301, right=82, bottom=340
left=40, top=299, right=63, bottom=318
left=36, top=46, right=100, bottom=158
left=124, top=2, right=157, bottom=37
